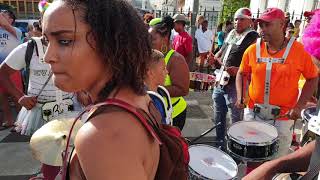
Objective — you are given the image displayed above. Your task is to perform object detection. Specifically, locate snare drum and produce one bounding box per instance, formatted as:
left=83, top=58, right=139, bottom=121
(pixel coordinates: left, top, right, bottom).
left=189, top=72, right=215, bottom=92
left=300, top=106, right=317, bottom=146
left=272, top=173, right=303, bottom=180
left=188, top=144, right=238, bottom=180
left=301, top=106, right=317, bottom=123
left=227, top=121, right=279, bottom=161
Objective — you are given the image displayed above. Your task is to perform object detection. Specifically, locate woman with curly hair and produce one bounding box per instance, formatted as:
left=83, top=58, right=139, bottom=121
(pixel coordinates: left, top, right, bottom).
left=40, top=0, right=161, bottom=179
left=149, top=16, right=189, bottom=130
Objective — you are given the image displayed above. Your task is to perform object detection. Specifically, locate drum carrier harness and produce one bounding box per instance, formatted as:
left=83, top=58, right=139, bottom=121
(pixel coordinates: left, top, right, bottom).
left=216, top=30, right=255, bottom=88
left=253, top=37, right=295, bottom=120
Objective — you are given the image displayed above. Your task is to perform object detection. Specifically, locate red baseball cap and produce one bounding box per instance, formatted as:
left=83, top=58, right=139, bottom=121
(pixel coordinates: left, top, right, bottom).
left=304, top=9, right=320, bottom=18
left=257, top=8, right=285, bottom=22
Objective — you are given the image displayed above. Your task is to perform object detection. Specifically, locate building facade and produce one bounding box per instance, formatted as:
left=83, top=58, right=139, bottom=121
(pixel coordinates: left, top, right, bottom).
left=0, top=0, right=41, bottom=19
left=250, top=0, right=319, bottom=21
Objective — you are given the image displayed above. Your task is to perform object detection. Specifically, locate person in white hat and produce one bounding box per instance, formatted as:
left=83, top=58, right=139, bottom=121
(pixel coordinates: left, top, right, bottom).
left=208, top=7, right=259, bottom=150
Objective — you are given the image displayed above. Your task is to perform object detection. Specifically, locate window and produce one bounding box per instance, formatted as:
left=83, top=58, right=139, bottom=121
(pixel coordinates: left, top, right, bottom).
left=33, top=2, right=38, bottom=13
left=18, top=1, right=25, bottom=12
left=27, top=2, right=33, bottom=12
left=11, top=1, right=17, bottom=8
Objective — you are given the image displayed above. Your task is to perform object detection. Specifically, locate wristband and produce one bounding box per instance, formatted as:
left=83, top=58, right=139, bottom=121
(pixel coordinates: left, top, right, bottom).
left=18, top=96, right=25, bottom=103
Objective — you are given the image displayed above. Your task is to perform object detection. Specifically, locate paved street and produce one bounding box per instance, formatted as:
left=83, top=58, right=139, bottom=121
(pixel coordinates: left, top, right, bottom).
left=0, top=91, right=305, bottom=179
left=0, top=91, right=218, bottom=179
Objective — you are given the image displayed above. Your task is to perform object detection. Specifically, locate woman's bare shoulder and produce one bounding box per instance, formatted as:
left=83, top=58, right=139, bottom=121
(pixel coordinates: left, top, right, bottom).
left=73, top=110, right=159, bottom=179
left=76, top=110, right=154, bottom=147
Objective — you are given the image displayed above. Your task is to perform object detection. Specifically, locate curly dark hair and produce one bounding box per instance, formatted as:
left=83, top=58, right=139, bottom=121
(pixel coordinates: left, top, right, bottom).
left=62, top=0, right=151, bottom=97
left=152, top=16, right=174, bottom=40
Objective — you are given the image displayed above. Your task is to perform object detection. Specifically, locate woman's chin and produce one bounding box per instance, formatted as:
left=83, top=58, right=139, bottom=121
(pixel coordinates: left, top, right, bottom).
left=52, top=75, right=76, bottom=92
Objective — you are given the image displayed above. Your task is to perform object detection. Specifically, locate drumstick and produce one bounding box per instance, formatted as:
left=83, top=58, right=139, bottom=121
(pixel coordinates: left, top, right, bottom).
left=36, top=71, right=53, bottom=99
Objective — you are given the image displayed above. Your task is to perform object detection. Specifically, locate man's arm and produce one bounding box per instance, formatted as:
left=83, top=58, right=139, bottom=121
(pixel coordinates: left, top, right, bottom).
left=243, top=140, right=316, bottom=180
left=289, top=50, right=319, bottom=120
left=165, top=54, right=190, bottom=97
left=210, top=30, right=215, bottom=53
left=184, top=36, right=193, bottom=66
left=0, top=64, right=24, bottom=101
left=0, top=13, right=17, bottom=38
left=235, top=70, right=249, bottom=108
left=185, top=52, right=193, bottom=66
left=289, top=77, right=319, bottom=120
left=235, top=48, right=252, bottom=108
left=297, top=77, right=319, bottom=107
left=0, top=43, right=38, bottom=109
left=208, top=44, right=226, bottom=66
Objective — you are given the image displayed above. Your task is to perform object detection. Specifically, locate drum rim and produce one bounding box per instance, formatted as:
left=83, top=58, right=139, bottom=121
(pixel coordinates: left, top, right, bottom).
left=227, top=145, right=277, bottom=162
left=301, top=106, right=317, bottom=122
left=227, top=121, right=279, bottom=146
left=188, top=166, right=214, bottom=180
left=189, top=72, right=215, bottom=80
left=189, top=144, right=238, bottom=179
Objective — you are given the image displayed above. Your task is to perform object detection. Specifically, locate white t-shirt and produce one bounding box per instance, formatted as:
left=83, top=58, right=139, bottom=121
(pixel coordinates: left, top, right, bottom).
left=0, top=27, right=22, bottom=63
left=195, top=28, right=213, bottom=53
left=4, top=39, right=73, bottom=103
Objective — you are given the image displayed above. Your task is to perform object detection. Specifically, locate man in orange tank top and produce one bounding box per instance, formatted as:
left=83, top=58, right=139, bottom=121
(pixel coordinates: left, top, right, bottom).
left=236, top=8, right=319, bottom=159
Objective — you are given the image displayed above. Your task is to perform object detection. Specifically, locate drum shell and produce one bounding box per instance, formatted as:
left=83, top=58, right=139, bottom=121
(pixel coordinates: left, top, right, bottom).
left=300, top=107, right=317, bottom=145
left=227, top=137, right=278, bottom=161
left=188, top=167, right=213, bottom=180
left=189, top=72, right=215, bottom=92
left=301, top=106, right=317, bottom=123
left=227, top=121, right=279, bottom=161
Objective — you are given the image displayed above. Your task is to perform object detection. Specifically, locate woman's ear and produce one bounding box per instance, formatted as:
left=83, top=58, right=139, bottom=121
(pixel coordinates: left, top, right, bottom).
left=146, top=68, right=153, bottom=79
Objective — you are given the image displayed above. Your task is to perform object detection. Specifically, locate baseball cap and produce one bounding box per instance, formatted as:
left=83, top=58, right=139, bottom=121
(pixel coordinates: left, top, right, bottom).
left=257, top=8, right=285, bottom=22
left=234, top=8, right=252, bottom=19
left=304, top=9, right=320, bottom=18
left=149, top=18, right=162, bottom=26
left=173, top=14, right=187, bottom=22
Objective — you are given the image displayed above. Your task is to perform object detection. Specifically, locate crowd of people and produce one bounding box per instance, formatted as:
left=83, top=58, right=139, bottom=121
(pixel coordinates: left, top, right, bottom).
left=0, top=0, right=319, bottom=179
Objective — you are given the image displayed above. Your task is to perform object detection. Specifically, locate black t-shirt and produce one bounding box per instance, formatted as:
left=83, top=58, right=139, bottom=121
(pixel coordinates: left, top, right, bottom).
left=221, top=31, right=259, bottom=68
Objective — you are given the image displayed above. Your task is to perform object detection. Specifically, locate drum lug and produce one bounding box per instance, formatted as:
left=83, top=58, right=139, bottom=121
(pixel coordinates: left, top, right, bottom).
left=244, top=146, right=247, bottom=157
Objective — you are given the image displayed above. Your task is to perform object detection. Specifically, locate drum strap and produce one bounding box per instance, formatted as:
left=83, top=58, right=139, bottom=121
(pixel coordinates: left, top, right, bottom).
left=256, top=37, right=295, bottom=105
left=216, top=30, right=255, bottom=87
left=216, top=44, right=232, bottom=87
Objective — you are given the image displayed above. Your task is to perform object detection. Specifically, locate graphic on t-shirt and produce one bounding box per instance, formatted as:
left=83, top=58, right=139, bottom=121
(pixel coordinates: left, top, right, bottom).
left=0, top=32, right=9, bottom=46
left=0, top=27, right=22, bottom=62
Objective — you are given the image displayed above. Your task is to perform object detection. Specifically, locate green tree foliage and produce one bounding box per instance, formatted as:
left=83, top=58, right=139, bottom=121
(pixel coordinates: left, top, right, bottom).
left=220, top=0, right=250, bottom=23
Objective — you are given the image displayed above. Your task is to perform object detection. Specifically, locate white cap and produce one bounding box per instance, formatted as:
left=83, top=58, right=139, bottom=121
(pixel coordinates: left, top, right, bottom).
left=234, top=8, right=252, bottom=19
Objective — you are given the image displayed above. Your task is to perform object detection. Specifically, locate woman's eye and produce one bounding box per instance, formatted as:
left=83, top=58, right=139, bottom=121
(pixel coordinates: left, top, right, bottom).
left=59, top=40, right=73, bottom=46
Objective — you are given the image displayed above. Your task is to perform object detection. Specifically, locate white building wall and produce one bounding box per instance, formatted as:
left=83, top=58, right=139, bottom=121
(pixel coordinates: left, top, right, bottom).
left=250, top=0, right=317, bottom=19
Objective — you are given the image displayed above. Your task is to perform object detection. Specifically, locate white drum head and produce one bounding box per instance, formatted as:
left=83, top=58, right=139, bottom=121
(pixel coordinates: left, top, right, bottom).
left=228, top=121, right=278, bottom=144
left=189, top=144, right=238, bottom=179
left=272, top=173, right=292, bottom=180
left=301, top=106, right=317, bottom=122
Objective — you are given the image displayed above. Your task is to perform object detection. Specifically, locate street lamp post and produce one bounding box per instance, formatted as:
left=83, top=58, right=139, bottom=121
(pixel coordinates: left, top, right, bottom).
left=191, top=0, right=199, bottom=37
